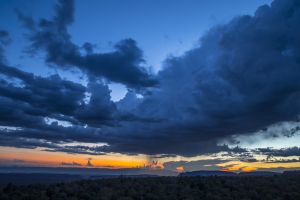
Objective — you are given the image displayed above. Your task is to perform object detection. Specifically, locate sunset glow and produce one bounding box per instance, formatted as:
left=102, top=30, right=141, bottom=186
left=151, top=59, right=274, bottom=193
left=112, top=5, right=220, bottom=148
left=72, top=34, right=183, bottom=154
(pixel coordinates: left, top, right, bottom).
left=0, top=147, right=147, bottom=168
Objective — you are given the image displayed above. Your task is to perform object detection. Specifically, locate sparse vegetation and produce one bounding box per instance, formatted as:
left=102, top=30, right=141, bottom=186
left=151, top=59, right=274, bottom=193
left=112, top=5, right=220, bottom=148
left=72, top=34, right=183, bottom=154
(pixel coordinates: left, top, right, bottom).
left=1, top=175, right=300, bottom=200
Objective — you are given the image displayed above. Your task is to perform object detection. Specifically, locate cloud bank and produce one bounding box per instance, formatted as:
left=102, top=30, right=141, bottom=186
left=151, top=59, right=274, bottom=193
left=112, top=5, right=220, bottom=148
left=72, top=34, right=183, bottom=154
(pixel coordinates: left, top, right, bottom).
left=1, top=0, right=300, bottom=158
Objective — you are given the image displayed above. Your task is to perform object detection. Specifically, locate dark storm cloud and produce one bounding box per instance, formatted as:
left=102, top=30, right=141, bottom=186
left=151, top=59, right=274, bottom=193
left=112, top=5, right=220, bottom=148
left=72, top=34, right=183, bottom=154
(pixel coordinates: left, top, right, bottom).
left=263, top=158, right=300, bottom=163
left=0, top=64, right=118, bottom=151
left=86, top=0, right=300, bottom=156
left=1, top=0, right=300, bottom=157
left=93, top=135, right=230, bottom=156
left=46, top=145, right=106, bottom=156
left=0, top=133, right=59, bottom=149
left=0, top=64, right=86, bottom=119
left=0, top=61, right=124, bottom=128
left=74, top=82, right=117, bottom=127
left=17, top=0, right=157, bottom=88
left=0, top=123, right=103, bottom=144
left=256, top=147, right=300, bottom=157
left=0, top=65, right=149, bottom=153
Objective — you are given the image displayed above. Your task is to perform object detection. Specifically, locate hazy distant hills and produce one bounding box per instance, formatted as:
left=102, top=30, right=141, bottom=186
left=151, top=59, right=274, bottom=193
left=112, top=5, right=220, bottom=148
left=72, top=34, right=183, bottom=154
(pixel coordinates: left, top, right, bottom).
left=1, top=167, right=300, bottom=185
left=0, top=166, right=174, bottom=185
left=283, top=170, right=300, bottom=175
left=179, top=170, right=236, bottom=177
left=0, top=173, right=161, bottom=185
left=238, top=171, right=280, bottom=176
left=0, top=166, right=176, bottom=176
left=179, top=170, right=300, bottom=177
left=0, top=173, right=82, bottom=185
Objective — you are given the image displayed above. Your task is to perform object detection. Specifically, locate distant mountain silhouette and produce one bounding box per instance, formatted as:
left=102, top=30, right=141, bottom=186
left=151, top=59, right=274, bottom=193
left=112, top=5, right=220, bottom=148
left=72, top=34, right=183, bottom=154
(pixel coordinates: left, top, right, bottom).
left=0, top=166, right=176, bottom=176
left=239, top=171, right=280, bottom=176
left=283, top=170, right=300, bottom=175
left=179, top=170, right=237, bottom=177
left=0, top=173, right=81, bottom=185
left=0, top=173, right=161, bottom=185
left=179, top=170, right=287, bottom=177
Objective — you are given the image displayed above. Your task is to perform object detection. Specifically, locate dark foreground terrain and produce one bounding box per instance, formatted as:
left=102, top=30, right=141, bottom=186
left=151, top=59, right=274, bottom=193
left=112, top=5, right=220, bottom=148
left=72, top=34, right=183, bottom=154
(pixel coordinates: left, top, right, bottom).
left=1, top=175, right=300, bottom=200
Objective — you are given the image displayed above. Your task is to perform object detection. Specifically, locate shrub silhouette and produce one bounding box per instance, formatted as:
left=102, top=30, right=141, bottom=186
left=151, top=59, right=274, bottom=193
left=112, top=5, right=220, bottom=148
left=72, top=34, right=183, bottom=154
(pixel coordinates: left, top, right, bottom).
left=0, top=175, right=300, bottom=200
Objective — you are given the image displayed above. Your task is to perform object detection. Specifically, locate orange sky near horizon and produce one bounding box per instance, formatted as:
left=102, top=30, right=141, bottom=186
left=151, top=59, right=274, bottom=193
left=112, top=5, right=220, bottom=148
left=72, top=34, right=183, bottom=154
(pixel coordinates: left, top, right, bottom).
left=217, top=160, right=300, bottom=172
left=0, top=147, right=147, bottom=169
left=1, top=146, right=300, bottom=173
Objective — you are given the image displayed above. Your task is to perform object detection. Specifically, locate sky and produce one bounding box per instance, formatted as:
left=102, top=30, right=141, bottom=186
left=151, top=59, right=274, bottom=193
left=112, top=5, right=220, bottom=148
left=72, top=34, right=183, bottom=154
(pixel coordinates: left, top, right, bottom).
left=0, top=0, right=300, bottom=174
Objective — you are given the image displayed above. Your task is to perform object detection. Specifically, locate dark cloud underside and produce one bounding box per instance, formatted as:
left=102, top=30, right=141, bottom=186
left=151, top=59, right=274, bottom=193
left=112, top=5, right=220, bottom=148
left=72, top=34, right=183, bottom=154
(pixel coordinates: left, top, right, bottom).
left=0, top=0, right=300, bottom=157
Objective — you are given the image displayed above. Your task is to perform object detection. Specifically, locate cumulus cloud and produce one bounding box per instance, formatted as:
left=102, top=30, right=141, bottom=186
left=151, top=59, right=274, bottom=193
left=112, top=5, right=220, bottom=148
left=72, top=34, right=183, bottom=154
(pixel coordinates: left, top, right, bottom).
left=74, top=82, right=117, bottom=127
left=90, top=0, right=300, bottom=156
left=0, top=63, right=114, bottom=150
left=256, top=147, right=300, bottom=158
left=17, top=0, right=157, bottom=89
left=0, top=65, right=86, bottom=121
